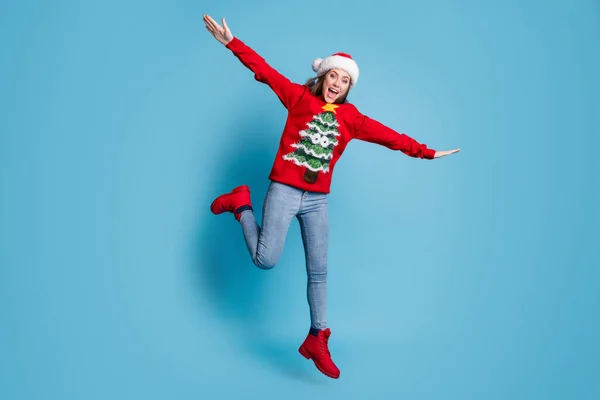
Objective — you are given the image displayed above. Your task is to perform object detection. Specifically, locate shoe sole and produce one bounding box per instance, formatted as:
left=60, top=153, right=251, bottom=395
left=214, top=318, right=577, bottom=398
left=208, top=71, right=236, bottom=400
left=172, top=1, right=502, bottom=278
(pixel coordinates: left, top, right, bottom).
left=298, top=345, right=340, bottom=379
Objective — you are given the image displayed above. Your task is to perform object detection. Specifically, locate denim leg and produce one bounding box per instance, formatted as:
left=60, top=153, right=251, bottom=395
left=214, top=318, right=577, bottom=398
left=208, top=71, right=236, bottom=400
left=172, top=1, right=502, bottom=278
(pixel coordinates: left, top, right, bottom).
left=297, top=192, right=329, bottom=330
left=239, top=182, right=301, bottom=269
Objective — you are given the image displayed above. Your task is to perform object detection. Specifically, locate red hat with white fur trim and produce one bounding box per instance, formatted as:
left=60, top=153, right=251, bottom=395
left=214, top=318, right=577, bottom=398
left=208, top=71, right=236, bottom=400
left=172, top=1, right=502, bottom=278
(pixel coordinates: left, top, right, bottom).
left=312, top=52, right=359, bottom=88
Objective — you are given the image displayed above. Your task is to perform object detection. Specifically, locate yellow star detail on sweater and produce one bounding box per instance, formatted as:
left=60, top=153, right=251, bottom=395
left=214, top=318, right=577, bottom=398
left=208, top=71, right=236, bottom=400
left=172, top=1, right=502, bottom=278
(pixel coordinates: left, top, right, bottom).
left=321, top=103, right=339, bottom=114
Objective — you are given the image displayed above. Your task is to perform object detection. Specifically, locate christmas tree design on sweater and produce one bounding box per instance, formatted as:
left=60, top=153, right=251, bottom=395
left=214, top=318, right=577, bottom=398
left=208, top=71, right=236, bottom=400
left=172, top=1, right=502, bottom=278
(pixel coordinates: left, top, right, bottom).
left=283, top=104, right=340, bottom=183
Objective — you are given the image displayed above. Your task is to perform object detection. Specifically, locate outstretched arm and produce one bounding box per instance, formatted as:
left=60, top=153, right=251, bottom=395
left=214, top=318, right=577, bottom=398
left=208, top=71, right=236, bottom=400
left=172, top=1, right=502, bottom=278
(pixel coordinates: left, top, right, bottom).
left=203, top=15, right=305, bottom=110
left=353, top=111, right=459, bottom=159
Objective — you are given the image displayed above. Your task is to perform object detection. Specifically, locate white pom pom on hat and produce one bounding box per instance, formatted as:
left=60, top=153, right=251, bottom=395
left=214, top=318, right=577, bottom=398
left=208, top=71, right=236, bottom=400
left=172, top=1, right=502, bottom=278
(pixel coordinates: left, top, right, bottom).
left=312, top=58, right=324, bottom=73
left=312, top=52, right=359, bottom=88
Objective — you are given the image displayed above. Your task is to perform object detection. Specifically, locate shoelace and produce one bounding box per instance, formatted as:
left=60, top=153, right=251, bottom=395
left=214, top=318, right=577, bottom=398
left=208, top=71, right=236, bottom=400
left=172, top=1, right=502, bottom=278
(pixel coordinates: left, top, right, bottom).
left=320, top=331, right=331, bottom=356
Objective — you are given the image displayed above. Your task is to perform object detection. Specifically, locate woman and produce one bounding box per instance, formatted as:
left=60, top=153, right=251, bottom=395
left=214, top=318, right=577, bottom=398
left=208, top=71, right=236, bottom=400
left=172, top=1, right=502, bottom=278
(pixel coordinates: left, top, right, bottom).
left=203, top=14, right=459, bottom=379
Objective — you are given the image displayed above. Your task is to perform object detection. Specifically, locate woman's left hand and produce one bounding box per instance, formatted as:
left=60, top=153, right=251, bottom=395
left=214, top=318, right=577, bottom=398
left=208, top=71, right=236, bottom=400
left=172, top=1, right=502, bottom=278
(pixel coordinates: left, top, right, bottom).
left=433, top=148, right=460, bottom=158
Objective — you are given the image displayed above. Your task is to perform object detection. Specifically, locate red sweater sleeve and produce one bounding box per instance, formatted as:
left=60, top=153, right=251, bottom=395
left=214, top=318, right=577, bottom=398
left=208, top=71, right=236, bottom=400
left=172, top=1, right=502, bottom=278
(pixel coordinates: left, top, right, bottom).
left=225, top=37, right=306, bottom=109
left=351, top=108, right=436, bottom=159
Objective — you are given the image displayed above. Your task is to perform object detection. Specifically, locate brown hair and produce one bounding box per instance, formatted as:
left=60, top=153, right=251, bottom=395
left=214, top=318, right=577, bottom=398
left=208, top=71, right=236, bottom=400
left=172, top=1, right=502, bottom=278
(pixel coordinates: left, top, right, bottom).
left=305, top=71, right=350, bottom=104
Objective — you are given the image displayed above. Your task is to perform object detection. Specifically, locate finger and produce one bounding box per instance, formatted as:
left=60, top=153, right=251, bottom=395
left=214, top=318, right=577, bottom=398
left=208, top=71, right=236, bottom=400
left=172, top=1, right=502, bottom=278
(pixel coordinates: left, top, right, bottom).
left=205, top=15, right=221, bottom=31
left=203, top=14, right=214, bottom=27
left=205, top=14, right=218, bottom=26
left=223, top=18, right=231, bottom=34
left=205, top=16, right=218, bottom=29
left=205, top=23, right=216, bottom=35
left=211, top=19, right=225, bottom=34
left=203, top=15, right=214, bottom=30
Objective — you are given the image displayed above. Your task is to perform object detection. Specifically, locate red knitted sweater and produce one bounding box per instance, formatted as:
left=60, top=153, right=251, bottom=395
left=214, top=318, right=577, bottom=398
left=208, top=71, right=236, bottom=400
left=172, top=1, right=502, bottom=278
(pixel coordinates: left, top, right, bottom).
left=226, top=37, right=437, bottom=194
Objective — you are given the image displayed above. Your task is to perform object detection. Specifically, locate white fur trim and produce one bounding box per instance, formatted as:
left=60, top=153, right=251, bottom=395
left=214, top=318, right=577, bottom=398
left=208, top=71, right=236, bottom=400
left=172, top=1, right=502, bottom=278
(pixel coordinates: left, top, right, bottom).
left=313, top=55, right=359, bottom=87
left=312, top=58, right=323, bottom=72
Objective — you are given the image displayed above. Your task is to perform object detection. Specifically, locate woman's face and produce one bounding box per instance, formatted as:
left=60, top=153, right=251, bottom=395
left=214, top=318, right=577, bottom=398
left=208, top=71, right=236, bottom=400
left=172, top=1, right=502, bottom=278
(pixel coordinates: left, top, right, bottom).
left=322, top=69, right=351, bottom=103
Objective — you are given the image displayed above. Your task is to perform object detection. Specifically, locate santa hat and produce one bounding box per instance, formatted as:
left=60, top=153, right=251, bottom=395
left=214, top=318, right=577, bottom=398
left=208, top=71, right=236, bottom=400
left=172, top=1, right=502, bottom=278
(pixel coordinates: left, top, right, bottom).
left=312, top=52, right=359, bottom=88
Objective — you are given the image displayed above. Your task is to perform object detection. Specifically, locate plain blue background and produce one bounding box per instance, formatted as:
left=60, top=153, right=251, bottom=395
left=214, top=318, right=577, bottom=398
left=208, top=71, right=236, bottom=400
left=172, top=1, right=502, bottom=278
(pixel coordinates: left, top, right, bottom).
left=1, top=0, right=598, bottom=398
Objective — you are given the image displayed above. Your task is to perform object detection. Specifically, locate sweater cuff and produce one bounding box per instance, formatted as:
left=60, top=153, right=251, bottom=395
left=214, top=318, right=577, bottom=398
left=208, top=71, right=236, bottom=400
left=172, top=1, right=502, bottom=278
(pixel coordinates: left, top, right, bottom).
left=225, top=37, right=242, bottom=51
left=425, top=148, right=437, bottom=159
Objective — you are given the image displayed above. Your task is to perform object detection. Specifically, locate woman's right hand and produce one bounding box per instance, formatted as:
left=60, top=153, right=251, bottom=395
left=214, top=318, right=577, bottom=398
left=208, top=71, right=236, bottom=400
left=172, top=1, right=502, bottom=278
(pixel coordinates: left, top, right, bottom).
left=203, top=15, right=233, bottom=46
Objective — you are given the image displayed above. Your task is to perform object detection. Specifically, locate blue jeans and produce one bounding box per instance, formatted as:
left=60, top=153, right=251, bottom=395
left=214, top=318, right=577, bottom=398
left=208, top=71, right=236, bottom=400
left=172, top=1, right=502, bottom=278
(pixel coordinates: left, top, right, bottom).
left=238, top=181, right=329, bottom=330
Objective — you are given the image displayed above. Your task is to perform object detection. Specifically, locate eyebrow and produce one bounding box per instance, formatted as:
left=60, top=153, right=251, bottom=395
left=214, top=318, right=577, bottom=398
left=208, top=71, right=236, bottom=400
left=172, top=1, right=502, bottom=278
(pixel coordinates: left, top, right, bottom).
left=330, top=71, right=350, bottom=80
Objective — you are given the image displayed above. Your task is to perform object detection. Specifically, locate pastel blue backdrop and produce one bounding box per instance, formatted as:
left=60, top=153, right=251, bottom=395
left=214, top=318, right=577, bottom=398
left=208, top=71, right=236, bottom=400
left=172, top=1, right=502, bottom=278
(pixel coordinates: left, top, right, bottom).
left=1, top=0, right=598, bottom=398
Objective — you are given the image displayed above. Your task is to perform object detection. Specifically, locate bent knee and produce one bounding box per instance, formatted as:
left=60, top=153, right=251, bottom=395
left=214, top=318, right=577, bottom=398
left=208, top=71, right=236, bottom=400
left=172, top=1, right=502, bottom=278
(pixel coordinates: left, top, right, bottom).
left=254, top=255, right=278, bottom=270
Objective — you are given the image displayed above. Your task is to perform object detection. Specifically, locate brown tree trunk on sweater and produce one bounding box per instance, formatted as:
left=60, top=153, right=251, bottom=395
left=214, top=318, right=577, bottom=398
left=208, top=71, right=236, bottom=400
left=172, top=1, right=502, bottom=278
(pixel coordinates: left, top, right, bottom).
left=304, top=169, right=318, bottom=184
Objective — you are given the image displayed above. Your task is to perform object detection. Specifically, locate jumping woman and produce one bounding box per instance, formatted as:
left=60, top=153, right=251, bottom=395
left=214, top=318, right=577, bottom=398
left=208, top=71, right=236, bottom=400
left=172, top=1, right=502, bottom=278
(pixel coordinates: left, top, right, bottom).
left=203, top=14, right=460, bottom=379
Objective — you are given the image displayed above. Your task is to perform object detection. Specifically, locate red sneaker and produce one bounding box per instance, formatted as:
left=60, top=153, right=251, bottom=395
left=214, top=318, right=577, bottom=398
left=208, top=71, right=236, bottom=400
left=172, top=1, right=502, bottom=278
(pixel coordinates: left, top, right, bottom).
left=209, top=185, right=252, bottom=221
left=298, top=328, right=340, bottom=379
